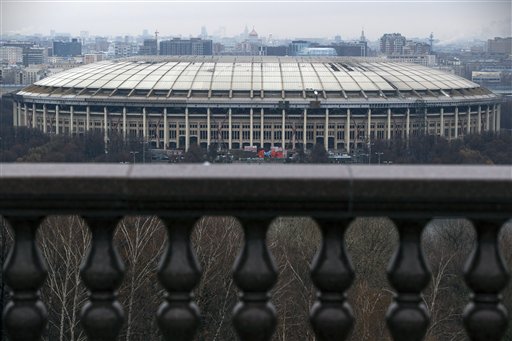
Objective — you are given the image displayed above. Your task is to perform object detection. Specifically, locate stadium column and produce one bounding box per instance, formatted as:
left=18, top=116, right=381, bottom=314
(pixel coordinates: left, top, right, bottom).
left=228, top=108, right=232, bottom=150
left=12, top=101, right=18, bottom=127
left=324, top=108, right=329, bottom=150
left=485, top=105, right=490, bottom=131
left=17, top=102, right=21, bottom=127
left=11, top=101, right=16, bottom=127
left=491, top=104, right=496, bottom=132
left=345, top=109, right=350, bottom=154
left=164, top=108, right=168, bottom=150
left=55, top=104, right=60, bottom=135
left=367, top=108, right=371, bottom=144
left=32, top=103, right=36, bottom=129
left=406, top=107, right=410, bottom=140
left=249, top=108, right=253, bottom=146
left=185, top=107, right=190, bottom=151
left=454, top=107, right=459, bottom=138
left=387, top=108, right=391, bottom=140
left=303, top=108, right=307, bottom=150
left=143, top=107, right=148, bottom=140
left=496, top=104, right=501, bottom=133
left=176, top=121, right=180, bottom=149
left=467, top=106, right=471, bottom=134
left=282, top=109, right=286, bottom=149
left=104, top=107, right=108, bottom=143
left=23, top=103, right=28, bottom=127
left=260, top=108, right=264, bottom=148
left=440, top=108, right=444, bottom=137
left=122, top=107, right=127, bottom=141
left=86, top=106, right=90, bottom=132
left=207, top=108, right=211, bottom=149
left=477, top=105, right=482, bottom=134
left=42, top=104, right=47, bottom=133
left=70, top=105, right=74, bottom=135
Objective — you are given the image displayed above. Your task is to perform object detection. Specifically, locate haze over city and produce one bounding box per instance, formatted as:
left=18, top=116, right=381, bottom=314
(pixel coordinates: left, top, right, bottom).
left=2, top=0, right=511, bottom=42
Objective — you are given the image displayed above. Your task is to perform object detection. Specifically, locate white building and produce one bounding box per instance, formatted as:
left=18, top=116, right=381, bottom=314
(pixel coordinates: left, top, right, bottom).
left=0, top=46, right=23, bottom=65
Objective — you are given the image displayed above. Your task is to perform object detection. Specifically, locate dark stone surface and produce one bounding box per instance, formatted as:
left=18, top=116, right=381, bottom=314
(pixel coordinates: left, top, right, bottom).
left=0, top=164, right=510, bottom=218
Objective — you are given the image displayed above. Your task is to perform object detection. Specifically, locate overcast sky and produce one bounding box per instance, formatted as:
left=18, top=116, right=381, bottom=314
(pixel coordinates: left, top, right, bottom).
left=1, top=0, right=511, bottom=42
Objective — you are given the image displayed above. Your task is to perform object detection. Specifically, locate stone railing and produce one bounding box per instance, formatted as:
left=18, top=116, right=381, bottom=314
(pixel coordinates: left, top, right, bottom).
left=1, top=164, right=510, bottom=341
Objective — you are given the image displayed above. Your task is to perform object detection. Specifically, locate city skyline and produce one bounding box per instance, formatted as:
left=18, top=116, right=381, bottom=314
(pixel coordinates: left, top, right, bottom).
left=2, top=0, right=511, bottom=43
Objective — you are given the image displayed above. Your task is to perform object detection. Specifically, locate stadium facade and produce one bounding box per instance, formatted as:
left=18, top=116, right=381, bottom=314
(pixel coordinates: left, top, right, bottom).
left=12, top=56, right=502, bottom=152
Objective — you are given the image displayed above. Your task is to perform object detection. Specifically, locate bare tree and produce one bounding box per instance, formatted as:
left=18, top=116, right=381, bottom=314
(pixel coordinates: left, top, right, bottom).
left=269, top=217, right=320, bottom=341
left=115, top=216, right=167, bottom=341
left=192, top=216, right=242, bottom=341
left=38, top=216, right=90, bottom=341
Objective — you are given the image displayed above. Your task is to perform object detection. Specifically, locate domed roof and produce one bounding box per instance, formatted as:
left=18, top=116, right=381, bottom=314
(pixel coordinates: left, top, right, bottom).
left=19, top=56, right=494, bottom=102
left=249, top=27, right=258, bottom=37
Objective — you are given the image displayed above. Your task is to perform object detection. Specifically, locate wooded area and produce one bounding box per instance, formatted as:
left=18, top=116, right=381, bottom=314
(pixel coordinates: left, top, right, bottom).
left=1, top=217, right=511, bottom=340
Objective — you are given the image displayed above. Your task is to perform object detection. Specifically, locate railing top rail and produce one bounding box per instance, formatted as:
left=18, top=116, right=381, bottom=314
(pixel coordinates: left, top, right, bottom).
left=1, top=164, right=511, bottom=218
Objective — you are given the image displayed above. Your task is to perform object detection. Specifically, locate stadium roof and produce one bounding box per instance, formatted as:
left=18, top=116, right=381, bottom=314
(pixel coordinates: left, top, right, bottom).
left=20, top=56, right=493, bottom=101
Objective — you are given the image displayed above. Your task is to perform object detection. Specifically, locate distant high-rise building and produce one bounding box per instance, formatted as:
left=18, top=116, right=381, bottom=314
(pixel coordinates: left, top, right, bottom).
left=80, top=31, right=89, bottom=42
left=333, top=41, right=368, bottom=57
left=213, top=43, right=224, bottom=55
left=139, top=39, right=158, bottom=55
left=114, top=42, right=139, bottom=58
left=487, top=37, right=512, bottom=54
left=380, top=33, right=406, bottom=55
left=3, top=42, right=46, bottom=66
left=53, top=39, right=82, bottom=57
left=23, top=47, right=46, bottom=66
left=264, top=45, right=288, bottom=56
left=403, top=41, right=431, bottom=55
left=201, top=26, right=208, bottom=39
left=95, top=37, right=110, bottom=52
left=0, top=46, right=23, bottom=64
left=289, top=40, right=310, bottom=56
left=159, top=38, right=212, bottom=56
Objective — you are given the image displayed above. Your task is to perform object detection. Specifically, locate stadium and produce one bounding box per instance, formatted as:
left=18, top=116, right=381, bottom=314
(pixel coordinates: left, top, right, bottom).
left=12, top=56, right=502, bottom=152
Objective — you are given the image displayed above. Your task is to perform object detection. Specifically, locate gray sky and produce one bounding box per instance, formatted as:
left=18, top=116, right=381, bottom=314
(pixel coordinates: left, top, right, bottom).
left=1, top=0, right=511, bottom=42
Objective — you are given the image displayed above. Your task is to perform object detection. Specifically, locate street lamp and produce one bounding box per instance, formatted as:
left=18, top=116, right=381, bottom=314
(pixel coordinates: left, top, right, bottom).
left=130, top=151, right=139, bottom=164
left=375, top=152, right=384, bottom=164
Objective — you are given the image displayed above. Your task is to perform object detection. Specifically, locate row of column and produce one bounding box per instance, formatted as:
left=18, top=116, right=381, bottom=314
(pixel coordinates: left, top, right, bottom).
left=13, top=103, right=502, bottom=151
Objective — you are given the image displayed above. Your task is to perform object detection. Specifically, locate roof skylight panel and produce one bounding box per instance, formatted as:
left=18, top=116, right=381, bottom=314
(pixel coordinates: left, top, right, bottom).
left=191, top=80, right=211, bottom=91
left=322, top=81, right=342, bottom=91
left=101, top=80, right=124, bottom=89
left=152, top=80, right=174, bottom=90
left=339, top=82, right=361, bottom=91
left=118, top=80, right=142, bottom=89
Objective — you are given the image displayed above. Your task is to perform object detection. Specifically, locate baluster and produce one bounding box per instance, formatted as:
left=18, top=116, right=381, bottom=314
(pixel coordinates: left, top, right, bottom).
left=233, top=217, right=278, bottom=341
left=157, top=217, right=201, bottom=341
left=3, top=216, right=47, bottom=341
left=80, top=217, right=125, bottom=341
left=463, top=219, right=510, bottom=341
left=386, top=219, right=431, bottom=341
left=310, top=218, right=355, bottom=341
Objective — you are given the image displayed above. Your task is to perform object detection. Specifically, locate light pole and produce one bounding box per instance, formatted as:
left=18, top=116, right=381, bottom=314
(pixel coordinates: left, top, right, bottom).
left=367, top=140, right=372, bottom=164
left=130, top=151, right=139, bottom=164
left=375, top=152, right=384, bottom=164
